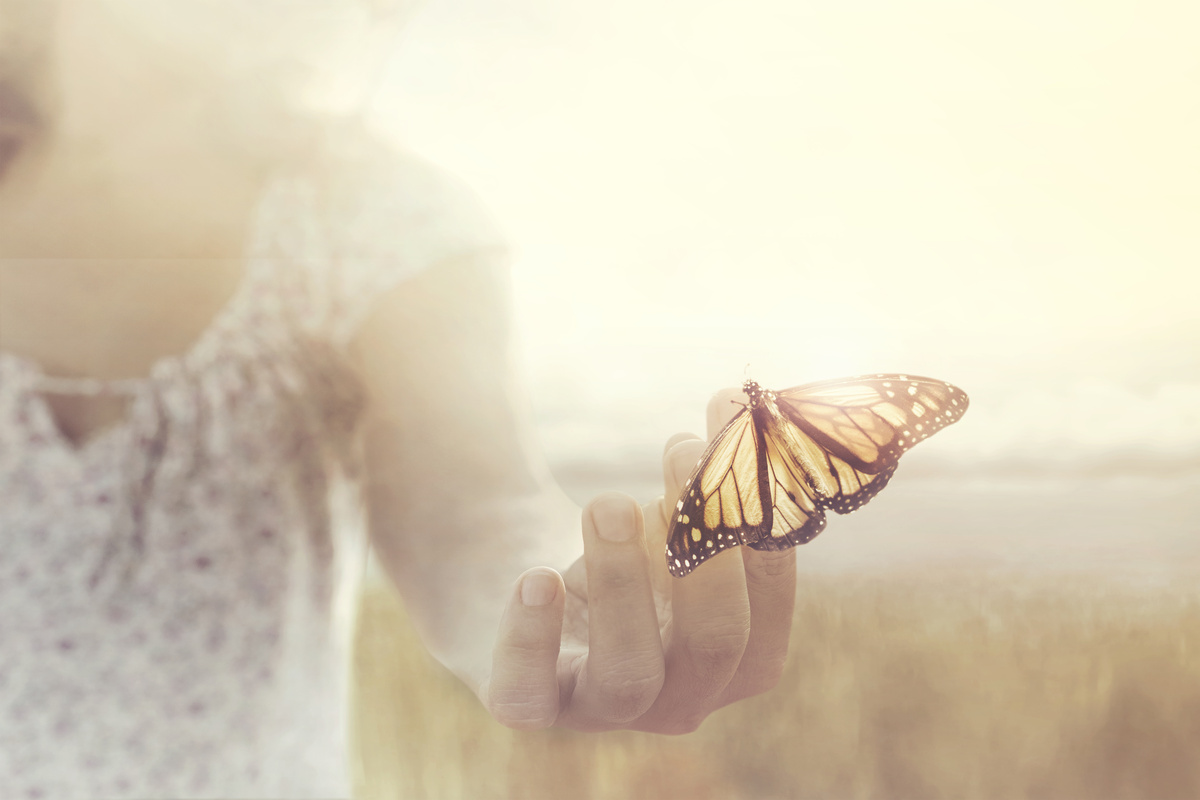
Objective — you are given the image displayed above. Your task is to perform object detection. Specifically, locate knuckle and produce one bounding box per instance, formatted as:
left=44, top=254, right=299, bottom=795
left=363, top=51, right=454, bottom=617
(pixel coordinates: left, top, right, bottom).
left=488, top=695, right=558, bottom=730
left=682, top=620, right=750, bottom=677
left=497, top=636, right=551, bottom=668
left=497, top=617, right=560, bottom=662
left=589, top=559, right=644, bottom=594
left=744, top=548, right=797, bottom=585
left=592, top=670, right=665, bottom=723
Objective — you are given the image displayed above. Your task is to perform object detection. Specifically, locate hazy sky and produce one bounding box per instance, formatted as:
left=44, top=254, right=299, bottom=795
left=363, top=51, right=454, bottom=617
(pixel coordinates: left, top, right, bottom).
left=366, top=0, right=1200, bottom=474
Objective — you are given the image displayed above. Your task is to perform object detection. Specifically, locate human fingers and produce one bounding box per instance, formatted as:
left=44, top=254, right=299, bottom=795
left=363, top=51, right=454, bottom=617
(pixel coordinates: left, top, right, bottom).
left=664, top=430, right=704, bottom=456
left=646, top=402, right=731, bottom=551
left=483, top=567, right=565, bottom=729
left=652, top=434, right=706, bottom=550
left=707, top=385, right=797, bottom=703
left=556, top=493, right=665, bottom=729
left=642, top=401, right=753, bottom=731
left=654, top=388, right=742, bottom=534
left=646, top=535, right=750, bottom=733
left=720, top=545, right=796, bottom=703
left=631, top=389, right=765, bottom=732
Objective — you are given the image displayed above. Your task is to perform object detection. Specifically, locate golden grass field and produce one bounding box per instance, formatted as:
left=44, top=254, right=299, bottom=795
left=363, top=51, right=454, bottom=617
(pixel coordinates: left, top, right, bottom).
left=350, top=565, right=1200, bottom=800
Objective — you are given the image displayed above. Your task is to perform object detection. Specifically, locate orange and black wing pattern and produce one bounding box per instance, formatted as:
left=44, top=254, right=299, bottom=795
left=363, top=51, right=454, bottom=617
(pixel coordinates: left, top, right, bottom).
left=666, top=375, right=968, bottom=577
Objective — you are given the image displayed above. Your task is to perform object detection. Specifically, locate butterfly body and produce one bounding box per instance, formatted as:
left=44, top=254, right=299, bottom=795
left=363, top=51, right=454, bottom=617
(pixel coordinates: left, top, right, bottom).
left=666, top=375, right=968, bottom=577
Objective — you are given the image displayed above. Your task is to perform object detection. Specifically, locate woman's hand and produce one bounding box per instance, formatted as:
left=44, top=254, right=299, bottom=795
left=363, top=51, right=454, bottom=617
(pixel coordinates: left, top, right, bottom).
left=353, top=256, right=795, bottom=733
left=480, top=391, right=798, bottom=733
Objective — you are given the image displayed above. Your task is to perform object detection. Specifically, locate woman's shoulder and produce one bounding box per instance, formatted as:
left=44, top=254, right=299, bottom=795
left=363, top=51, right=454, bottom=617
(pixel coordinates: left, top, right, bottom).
left=297, top=127, right=507, bottom=257
left=250, top=127, right=510, bottom=343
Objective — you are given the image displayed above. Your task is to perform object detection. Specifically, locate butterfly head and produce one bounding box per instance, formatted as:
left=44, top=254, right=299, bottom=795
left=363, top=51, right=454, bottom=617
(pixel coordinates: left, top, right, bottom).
left=741, top=379, right=773, bottom=408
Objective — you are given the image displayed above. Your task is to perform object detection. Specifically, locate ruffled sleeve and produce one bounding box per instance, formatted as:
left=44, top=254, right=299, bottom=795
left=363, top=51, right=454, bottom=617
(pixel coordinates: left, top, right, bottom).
left=252, top=137, right=510, bottom=348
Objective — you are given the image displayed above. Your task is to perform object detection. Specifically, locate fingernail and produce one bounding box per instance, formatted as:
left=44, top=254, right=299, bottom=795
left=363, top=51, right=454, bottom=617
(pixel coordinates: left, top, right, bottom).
left=521, top=570, right=558, bottom=607
left=593, top=497, right=635, bottom=542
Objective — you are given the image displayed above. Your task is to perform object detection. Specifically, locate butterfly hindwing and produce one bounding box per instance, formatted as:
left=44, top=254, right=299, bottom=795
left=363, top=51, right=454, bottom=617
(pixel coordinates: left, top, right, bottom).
left=665, top=374, right=969, bottom=577
left=751, top=423, right=827, bottom=550
left=820, top=458, right=898, bottom=516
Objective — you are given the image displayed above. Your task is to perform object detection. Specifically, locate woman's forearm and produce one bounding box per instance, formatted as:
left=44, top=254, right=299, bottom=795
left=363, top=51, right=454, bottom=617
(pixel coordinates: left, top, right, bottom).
left=367, top=478, right=581, bottom=691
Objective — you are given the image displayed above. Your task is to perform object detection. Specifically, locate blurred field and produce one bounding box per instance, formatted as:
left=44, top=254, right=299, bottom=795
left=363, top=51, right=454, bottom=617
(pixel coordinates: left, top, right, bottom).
left=351, top=563, right=1200, bottom=800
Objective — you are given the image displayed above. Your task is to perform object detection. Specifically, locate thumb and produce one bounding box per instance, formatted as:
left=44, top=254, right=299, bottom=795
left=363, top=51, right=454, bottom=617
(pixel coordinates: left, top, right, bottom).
left=482, top=567, right=565, bottom=729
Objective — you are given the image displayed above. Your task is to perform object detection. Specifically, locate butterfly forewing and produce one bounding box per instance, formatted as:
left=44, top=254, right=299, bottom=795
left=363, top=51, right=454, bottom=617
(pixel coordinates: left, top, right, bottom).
left=665, top=374, right=968, bottom=577
left=666, top=409, right=770, bottom=577
left=776, top=375, right=969, bottom=473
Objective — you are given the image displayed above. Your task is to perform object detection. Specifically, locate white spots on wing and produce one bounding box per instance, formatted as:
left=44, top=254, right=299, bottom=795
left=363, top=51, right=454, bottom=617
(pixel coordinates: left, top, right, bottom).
left=665, top=375, right=969, bottom=580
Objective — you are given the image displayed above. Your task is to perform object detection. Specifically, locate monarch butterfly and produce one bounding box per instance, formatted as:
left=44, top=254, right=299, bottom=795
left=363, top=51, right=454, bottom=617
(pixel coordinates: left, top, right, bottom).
left=666, top=374, right=969, bottom=577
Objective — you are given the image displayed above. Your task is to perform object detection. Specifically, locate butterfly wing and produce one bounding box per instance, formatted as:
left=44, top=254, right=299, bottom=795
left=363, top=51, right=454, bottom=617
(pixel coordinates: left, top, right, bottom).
left=772, top=374, right=966, bottom=517
left=751, top=420, right=828, bottom=550
left=666, top=400, right=828, bottom=576
left=775, top=374, right=969, bottom=476
left=666, top=407, right=773, bottom=577
left=666, top=374, right=969, bottom=577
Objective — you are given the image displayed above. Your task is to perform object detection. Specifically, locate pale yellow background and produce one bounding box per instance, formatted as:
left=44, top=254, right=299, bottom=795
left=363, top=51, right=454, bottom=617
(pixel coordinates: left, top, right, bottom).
left=369, top=0, right=1199, bottom=484
left=352, top=2, right=1199, bottom=797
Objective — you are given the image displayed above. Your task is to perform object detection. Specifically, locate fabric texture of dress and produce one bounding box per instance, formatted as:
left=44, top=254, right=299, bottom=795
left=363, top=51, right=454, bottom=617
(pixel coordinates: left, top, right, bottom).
left=0, top=137, right=505, bottom=799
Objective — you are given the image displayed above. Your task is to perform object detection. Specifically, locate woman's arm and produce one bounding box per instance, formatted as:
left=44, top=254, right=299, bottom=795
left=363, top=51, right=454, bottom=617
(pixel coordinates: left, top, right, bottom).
left=351, top=253, right=579, bottom=689
left=351, top=253, right=799, bottom=733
